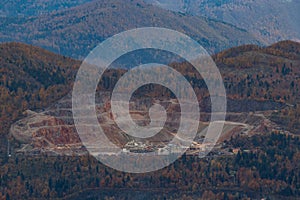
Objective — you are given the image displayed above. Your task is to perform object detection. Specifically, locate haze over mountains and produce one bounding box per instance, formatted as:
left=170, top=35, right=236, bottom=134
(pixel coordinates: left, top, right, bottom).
left=145, top=0, right=300, bottom=44
left=0, top=0, right=261, bottom=58
left=0, top=0, right=93, bottom=17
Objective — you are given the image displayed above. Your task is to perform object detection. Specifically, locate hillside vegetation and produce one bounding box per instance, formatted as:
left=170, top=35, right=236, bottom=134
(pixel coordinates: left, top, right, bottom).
left=1, top=40, right=300, bottom=137
left=0, top=42, right=80, bottom=135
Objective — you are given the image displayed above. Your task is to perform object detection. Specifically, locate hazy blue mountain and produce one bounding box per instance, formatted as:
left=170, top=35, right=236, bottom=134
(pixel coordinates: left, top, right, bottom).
left=144, top=0, right=300, bottom=44
left=0, top=0, right=93, bottom=17
left=0, top=0, right=261, bottom=58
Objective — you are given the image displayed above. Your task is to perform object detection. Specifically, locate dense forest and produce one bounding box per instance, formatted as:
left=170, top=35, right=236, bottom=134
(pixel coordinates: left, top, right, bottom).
left=0, top=42, right=80, bottom=136
left=0, top=132, right=299, bottom=199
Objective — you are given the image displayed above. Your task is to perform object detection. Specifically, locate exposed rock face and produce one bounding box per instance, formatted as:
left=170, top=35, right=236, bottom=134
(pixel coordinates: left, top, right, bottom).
left=10, top=109, right=82, bottom=155
left=9, top=92, right=287, bottom=156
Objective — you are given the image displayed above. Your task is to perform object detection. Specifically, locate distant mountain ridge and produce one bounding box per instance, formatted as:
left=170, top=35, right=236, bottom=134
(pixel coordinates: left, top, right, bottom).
left=0, top=0, right=93, bottom=17
left=0, top=0, right=261, bottom=58
left=145, top=0, right=300, bottom=44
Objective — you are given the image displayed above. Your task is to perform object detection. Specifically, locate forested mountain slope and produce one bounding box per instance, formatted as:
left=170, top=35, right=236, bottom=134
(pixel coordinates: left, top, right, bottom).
left=0, top=0, right=261, bottom=58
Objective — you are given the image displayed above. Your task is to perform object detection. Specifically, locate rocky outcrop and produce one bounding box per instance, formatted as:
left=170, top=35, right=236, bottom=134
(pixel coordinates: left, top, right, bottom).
left=9, top=92, right=287, bottom=156
left=10, top=109, right=82, bottom=155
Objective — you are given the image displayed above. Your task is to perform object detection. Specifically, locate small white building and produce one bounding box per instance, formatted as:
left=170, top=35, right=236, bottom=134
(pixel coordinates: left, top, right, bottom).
left=158, top=147, right=169, bottom=155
